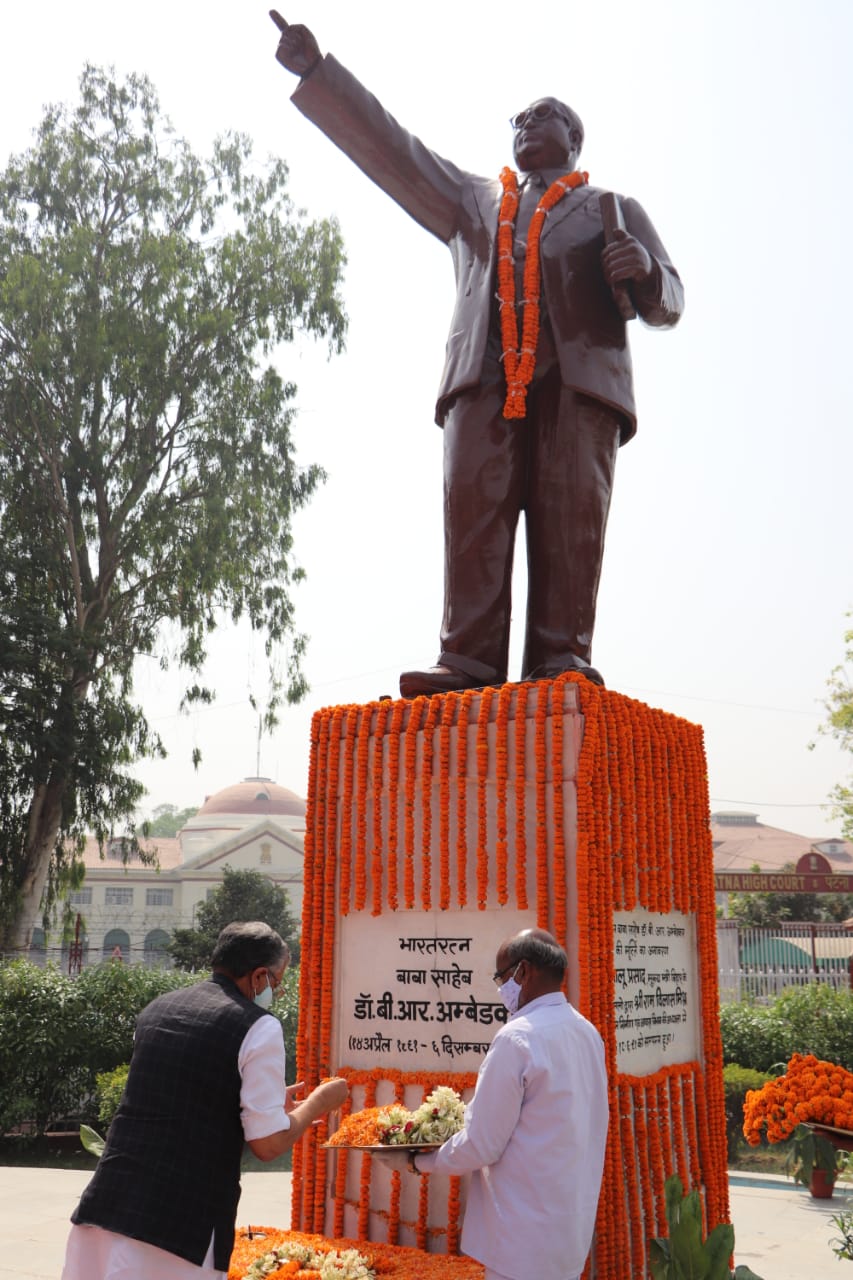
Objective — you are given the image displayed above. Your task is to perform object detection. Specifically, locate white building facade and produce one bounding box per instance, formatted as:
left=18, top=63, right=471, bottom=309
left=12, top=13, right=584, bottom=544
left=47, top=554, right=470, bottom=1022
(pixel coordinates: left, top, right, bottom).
left=30, top=777, right=306, bottom=969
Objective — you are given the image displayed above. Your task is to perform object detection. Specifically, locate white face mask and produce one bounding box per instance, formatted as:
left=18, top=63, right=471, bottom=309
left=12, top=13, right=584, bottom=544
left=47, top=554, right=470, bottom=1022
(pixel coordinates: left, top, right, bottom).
left=253, top=979, right=274, bottom=1010
left=498, top=965, right=523, bottom=1015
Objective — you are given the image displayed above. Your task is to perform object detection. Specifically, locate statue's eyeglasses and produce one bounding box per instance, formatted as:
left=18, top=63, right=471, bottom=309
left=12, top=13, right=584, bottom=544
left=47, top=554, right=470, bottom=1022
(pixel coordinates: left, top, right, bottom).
left=510, top=103, right=566, bottom=131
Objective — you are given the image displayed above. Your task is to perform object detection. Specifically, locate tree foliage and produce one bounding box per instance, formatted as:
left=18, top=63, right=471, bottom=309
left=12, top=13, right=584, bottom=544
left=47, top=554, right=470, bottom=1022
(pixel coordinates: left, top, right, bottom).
left=0, top=67, right=347, bottom=950
left=144, top=804, right=199, bottom=838
left=168, top=866, right=300, bottom=970
left=821, top=617, right=853, bottom=840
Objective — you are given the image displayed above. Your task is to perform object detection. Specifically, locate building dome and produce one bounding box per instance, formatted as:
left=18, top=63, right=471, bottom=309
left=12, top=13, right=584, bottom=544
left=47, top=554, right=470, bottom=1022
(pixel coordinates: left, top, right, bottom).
left=196, top=777, right=306, bottom=819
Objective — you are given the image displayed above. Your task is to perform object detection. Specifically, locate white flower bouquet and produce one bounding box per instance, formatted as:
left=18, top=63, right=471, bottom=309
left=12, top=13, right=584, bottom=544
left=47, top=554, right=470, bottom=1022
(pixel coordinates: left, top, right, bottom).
left=247, top=1241, right=375, bottom=1279
left=376, top=1085, right=466, bottom=1146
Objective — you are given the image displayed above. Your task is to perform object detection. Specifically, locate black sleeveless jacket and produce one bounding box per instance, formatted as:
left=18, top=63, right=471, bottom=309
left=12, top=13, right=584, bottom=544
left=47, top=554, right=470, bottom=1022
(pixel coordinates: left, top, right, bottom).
left=72, top=974, right=270, bottom=1269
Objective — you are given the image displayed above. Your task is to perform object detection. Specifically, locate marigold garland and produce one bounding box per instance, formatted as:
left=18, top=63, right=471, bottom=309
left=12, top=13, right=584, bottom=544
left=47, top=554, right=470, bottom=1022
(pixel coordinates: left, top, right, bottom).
left=549, top=681, right=568, bottom=946
left=533, top=686, right=550, bottom=920
left=404, top=698, right=426, bottom=909
left=371, top=701, right=392, bottom=915
left=420, top=696, right=442, bottom=911
left=386, top=701, right=405, bottom=911
left=338, top=709, right=358, bottom=916
left=512, top=681, right=529, bottom=908
left=475, top=687, right=495, bottom=908
left=438, top=698, right=454, bottom=910
left=497, top=166, right=589, bottom=418
left=455, top=690, right=476, bottom=906
left=354, top=708, right=371, bottom=913
left=494, top=684, right=513, bottom=905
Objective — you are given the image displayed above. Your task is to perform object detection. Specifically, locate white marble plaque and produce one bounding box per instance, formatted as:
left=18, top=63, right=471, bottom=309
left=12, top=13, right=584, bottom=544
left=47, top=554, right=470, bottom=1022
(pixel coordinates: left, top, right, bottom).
left=613, top=909, right=699, bottom=1074
left=335, top=910, right=532, bottom=1073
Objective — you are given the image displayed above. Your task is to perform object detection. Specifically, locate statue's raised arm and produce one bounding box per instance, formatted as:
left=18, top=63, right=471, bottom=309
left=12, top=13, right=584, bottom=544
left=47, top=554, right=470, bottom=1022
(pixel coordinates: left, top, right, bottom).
left=269, top=11, right=321, bottom=78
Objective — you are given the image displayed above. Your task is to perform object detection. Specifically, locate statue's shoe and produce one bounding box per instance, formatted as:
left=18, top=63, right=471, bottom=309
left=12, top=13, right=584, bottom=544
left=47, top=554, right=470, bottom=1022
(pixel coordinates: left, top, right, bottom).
left=399, top=664, right=490, bottom=698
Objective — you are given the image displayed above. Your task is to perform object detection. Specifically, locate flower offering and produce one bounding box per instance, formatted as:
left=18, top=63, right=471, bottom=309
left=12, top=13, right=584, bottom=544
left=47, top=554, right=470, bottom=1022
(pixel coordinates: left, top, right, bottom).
left=743, top=1053, right=853, bottom=1145
left=229, top=1228, right=485, bottom=1280
left=377, top=1086, right=466, bottom=1146
left=326, top=1087, right=466, bottom=1148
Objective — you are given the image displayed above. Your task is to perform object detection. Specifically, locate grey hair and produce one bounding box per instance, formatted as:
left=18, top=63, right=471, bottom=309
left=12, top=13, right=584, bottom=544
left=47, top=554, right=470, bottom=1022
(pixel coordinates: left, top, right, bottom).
left=504, top=928, right=568, bottom=981
left=211, top=921, right=289, bottom=977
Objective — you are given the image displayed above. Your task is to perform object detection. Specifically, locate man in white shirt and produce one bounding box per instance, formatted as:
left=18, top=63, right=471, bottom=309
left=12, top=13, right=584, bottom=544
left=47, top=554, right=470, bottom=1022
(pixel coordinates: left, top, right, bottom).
left=61, top=921, right=348, bottom=1280
left=412, top=928, right=608, bottom=1280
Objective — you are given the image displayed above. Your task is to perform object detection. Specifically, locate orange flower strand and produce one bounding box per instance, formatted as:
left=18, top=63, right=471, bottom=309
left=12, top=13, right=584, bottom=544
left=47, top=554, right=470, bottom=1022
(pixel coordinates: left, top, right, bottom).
left=494, top=684, right=513, bottom=905
left=512, top=681, right=530, bottom=908
left=497, top=167, right=589, bottom=418
left=475, top=687, right=495, bottom=908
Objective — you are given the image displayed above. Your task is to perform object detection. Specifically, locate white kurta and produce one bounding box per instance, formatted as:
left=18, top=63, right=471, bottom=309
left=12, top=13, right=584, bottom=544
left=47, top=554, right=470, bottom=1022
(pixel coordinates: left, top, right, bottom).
left=61, top=1015, right=288, bottom=1280
left=415, top=992, right=608, bottom=1280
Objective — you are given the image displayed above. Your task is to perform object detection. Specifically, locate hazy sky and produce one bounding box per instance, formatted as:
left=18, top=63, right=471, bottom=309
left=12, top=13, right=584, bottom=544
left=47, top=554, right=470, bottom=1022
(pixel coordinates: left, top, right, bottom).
left=3, top=2, right=851, bottom=840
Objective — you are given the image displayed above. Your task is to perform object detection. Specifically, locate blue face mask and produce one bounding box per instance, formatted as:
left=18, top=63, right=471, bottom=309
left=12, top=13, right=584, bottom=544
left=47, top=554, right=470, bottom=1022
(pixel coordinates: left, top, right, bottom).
left=253, top=979, right=274, bottom=1010
left=498, top=965, right=523, bottom=1015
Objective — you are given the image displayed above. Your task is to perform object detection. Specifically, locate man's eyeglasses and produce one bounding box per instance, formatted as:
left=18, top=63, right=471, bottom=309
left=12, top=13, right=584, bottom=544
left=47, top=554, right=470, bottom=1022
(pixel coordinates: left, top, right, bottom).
left=266, top=969, right=284, bottom=997
left=510, top=103, right=566, bottom=131
left=492, top=962, right=518, bottom=986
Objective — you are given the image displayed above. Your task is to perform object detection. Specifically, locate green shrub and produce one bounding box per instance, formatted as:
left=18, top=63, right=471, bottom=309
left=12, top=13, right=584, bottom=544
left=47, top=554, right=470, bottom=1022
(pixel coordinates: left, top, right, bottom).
left=722, top=1064, right=774, bottom=1162
left=0, top=960, right=91, bottom=1133
left=649, top=1174, right=763, bottom=1279
left=270, top=966, right=300, bottom=1085
left=719, top=1001, right=779, bottom=1071
left=720, top=984, right=853, bottom=1072
left=0, top=958, right=302, bottom=1133
left=0, top=960, right=200, bottom=1134
left=95, top=1064, right=129, bottom=1128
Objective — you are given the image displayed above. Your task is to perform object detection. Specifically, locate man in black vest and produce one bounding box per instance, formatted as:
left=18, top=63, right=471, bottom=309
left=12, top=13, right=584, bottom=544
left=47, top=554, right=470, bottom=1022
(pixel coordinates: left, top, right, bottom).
left=61, top=921, right=347, bottom=1279
left=270, top=14, right=683, bottom=695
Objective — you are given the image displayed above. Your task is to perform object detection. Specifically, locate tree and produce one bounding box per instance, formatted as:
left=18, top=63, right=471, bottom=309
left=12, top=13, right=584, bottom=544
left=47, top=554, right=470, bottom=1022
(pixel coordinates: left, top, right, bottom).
left=168, top=867, right=300, bottom=970
left=145, top=804, right=199, bottom=838
left=821, top=617, right=853, bottom=840
left=0, top=67, right=346, bottom=952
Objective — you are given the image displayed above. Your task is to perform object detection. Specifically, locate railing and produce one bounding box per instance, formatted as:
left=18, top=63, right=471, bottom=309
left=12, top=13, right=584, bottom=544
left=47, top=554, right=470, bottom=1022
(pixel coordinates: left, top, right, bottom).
left=717, top=921, right=853, bottom=1002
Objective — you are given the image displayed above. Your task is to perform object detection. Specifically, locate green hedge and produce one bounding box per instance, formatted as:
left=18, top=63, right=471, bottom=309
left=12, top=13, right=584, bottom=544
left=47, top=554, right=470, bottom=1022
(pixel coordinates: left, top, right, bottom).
left=720, top=983, right=853, bottom=1072
left=722, top=1064, right=775, bottom=1162
left=0, top=959, right=300, bottom=1134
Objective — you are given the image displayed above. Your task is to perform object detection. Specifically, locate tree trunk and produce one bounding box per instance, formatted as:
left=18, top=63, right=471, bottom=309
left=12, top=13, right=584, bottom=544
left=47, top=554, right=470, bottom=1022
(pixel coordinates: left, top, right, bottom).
left=4, top=775, right=69, bottom=954
left=2, top=669, right=92, bottom=955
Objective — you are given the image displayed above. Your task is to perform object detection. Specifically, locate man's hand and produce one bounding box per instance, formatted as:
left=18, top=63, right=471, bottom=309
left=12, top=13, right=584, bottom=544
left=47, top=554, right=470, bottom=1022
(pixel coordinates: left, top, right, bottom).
left=269, top=11, right=321, bottom=78
left=601, top=227, right=653, bottom=286
left=285, top=1081, right=305, bottom=1113
left=313, top=1076, right=349, bottom=1113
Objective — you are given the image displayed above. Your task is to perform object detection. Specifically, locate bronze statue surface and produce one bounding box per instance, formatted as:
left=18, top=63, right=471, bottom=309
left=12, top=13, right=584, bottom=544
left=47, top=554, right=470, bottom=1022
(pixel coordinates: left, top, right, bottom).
left=270, top=12, right=684, bottom=696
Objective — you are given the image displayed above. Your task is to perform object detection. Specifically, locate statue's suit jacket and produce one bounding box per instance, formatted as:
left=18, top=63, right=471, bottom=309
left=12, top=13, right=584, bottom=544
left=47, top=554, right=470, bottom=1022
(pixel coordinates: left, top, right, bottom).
left=293, top=55, right=684, bottom=443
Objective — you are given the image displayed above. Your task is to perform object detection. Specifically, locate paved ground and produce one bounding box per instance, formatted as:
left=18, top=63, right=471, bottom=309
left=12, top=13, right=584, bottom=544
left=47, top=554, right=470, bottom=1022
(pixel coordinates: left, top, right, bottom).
left=0, top=1166, right=846, bottom=1278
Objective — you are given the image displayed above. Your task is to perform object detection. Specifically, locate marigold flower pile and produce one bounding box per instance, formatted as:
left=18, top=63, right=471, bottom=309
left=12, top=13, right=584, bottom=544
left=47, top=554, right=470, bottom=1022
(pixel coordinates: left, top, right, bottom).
left=742, top=1053, right=853, bottom=1145
left=325, top=1106, right=393, bottom=1149
left=229, top=1229, right=485, bottom=1280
